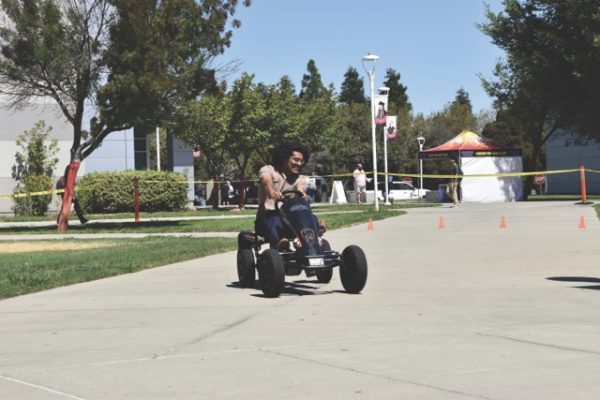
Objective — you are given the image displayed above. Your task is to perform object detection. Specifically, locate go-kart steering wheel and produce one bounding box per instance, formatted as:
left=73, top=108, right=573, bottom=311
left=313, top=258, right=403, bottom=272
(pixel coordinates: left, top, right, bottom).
left=276, top=189, right=306, bottom=209
left=280, top=189, right=305, bottom=199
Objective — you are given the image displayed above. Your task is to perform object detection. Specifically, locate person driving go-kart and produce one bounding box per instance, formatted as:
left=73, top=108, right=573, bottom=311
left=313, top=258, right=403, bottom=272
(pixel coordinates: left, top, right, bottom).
left=255, top=141, right=310, bottom=251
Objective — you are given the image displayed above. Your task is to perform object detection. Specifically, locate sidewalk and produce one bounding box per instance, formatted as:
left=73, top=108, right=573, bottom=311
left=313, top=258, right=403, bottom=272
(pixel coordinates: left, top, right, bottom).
left=0, top=201, right=599, bottom=399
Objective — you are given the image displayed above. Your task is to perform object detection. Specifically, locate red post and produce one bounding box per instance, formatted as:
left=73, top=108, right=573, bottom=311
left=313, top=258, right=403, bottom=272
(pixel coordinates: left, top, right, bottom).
left=579, top=165, right=587, bottom=204
left=57, top=161, right=80, bottom=231
left=134, top=178, right=140, bottom=223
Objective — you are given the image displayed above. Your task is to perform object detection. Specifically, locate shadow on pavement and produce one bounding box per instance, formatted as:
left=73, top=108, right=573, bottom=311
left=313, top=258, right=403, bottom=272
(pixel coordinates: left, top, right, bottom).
left=227, top=280, right=333, bottom=297
left=547, top=276, right=600, bottom=291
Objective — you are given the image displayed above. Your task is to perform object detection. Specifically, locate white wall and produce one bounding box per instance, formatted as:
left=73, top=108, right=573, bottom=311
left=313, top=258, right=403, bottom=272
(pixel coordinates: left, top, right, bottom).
left=461, top=156, right=523, bottom=202
left=0, top=102, right=74, bottom=213
left=85, top=129, right=134, bottom=173
left=546, top=131, right=600, bottom=195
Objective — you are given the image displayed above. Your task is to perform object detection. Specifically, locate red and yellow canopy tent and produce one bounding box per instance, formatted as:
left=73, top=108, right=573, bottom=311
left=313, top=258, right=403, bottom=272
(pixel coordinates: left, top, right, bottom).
left=418, top=131, right=523, bottom=202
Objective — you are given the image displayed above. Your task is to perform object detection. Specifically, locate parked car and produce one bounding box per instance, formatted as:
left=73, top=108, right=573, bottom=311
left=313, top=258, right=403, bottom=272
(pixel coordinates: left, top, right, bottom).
left=387, top=181, right=430, bottom=200
left=366, top=181, right=430, bottom=201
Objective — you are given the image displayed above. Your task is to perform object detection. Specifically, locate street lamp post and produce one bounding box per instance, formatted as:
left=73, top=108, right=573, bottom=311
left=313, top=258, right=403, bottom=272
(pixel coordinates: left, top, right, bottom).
left=379, top=86, right=391, bottom=205
left=417, top=135, right=425, bottom=199
left=362, top=53, right=379, bottom=211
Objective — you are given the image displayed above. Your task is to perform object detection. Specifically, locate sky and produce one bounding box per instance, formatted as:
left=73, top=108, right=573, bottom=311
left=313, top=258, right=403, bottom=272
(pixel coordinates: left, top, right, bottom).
left=220, top=0, right=507, bottom=116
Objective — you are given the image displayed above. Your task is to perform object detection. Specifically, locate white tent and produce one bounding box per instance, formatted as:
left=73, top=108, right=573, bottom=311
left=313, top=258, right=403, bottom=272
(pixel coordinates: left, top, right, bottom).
left=419, top=131, right=523, bottom=202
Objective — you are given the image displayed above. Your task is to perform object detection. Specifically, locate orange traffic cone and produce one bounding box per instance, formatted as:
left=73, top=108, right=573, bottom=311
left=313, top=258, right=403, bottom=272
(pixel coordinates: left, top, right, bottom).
left=438, top=216, right=446, bottom=229
left=367, top=218, right=374, bottom=231
left=499, top=215, right=507, bottom=229
left=579, top=216, right=586, bottom=229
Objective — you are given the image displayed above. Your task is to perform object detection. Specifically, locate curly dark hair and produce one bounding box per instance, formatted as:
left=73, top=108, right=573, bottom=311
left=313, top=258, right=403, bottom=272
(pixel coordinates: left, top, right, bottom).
left=271, top=141, right=310, bottom=170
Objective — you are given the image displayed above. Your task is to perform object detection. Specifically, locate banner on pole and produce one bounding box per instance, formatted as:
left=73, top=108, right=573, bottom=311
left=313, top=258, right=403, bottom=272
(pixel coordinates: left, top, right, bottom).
left=385, top=115, right=397, bottom=139
left=374, top=94, right=388, bottom=125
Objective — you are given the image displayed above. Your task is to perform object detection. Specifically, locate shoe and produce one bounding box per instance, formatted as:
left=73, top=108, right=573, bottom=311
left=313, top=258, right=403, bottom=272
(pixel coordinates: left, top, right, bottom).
left=80, top=218, right=89, bottom=224
left=276, top=238, right=290, bottom=252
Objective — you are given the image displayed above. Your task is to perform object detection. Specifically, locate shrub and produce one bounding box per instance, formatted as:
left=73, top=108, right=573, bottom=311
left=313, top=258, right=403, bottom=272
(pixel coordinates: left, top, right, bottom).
left=10, top=121, right=59, bottom=216
left=77, top=170, right=189, bottom=213
left=12, top=175, right=54, bottom=216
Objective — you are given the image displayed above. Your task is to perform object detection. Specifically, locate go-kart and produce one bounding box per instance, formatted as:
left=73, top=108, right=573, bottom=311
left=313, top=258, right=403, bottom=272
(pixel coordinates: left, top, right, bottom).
left=236, top=190, right=368, bottom=297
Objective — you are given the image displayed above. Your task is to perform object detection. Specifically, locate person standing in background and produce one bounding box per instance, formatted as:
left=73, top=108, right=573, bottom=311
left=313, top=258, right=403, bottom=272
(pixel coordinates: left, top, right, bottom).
left=353, top=163, right=367, bottom=204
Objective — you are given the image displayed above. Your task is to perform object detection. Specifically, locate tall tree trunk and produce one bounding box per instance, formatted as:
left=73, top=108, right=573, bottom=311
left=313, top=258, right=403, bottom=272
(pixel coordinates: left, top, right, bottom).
left=238, top=169, right=246, bottom=209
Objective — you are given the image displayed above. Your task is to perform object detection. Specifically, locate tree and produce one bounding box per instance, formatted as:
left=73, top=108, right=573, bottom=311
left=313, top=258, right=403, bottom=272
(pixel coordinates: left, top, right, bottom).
left=0, top=0, right=249, bottom=229
left=11, top=120, right=59, bottom=216
left=383, top=68, right=411, bottom=111
left=255, top=75, right=301, bottom=163
left=224, top=73, right=268, bottom=206
left=338, top=67, right=365, bottom=104
left=448, top=88, right=477, bottom=132
left=479, top=0, right=600, bottom=189
left=299, top=59, right=326, bottom=100
left=324, top=102, right=370, bottom=176
left=171, top=93, right=231, bottom=207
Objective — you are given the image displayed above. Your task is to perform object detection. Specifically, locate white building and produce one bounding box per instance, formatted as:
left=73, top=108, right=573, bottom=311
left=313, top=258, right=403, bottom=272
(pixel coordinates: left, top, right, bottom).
left=1, top=98, right=195, bottom=214
left=545, top=130, right=600, bottom=195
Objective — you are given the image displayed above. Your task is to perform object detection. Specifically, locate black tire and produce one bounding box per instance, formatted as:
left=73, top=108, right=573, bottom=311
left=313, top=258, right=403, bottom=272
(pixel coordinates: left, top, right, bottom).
left=340, top=245, right=368, bottom=294
left=237, top=248, right=255, bottom=288
left=258, top=249, right=285, bottom=298
left=316, top=239, right=333, bottom=283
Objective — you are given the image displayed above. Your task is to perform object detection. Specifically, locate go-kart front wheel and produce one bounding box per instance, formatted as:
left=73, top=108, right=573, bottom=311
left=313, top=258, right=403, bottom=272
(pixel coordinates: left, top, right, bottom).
left=237, top=248, right=255, bottom=288
left=340, top=245, right=368, bottom=294
left=258, top=249, right=285, bottom=298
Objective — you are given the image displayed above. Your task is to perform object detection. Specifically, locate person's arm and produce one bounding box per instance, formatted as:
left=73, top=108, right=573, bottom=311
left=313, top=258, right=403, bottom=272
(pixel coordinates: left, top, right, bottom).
left=296, top=176, right=308, bottom=197
left=261, top=174, right=282, bottom=201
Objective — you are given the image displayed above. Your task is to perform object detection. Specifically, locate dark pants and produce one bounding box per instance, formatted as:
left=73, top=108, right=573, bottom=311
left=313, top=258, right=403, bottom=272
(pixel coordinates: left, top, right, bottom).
left=255, top=209, right=290, bottom=249
left=57, top=195, right=88, bottom=224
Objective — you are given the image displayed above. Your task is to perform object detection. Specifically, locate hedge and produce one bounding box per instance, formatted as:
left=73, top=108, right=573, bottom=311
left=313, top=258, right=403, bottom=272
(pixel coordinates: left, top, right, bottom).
left=77, top=170, right=189, bottom=213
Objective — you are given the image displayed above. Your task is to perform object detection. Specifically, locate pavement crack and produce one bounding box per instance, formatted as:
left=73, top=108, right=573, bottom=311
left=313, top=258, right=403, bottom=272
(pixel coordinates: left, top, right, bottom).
left=151, top=313, right=257, bottom=359
left=260, top=348, right=495, bottom=400
left=151, top=297, right=300, bottom=359
left=0, top=374, right=89, bottom=400
left=477, top=332, right=600, bottom=356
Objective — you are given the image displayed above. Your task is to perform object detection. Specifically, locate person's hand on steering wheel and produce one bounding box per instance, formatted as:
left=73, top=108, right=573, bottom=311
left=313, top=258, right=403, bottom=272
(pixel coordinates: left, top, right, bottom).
left=267, top=187, right=283, bottom=202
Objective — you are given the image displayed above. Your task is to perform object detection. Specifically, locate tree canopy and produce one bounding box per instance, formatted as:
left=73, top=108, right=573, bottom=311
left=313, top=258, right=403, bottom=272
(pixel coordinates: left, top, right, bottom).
left=0, top=0, right=250, bottom=161
left=479, top=0, right=600, bottom=179
left=480, top=0, right=600, bottom=139
left=338, top=66, right=366, bottom=104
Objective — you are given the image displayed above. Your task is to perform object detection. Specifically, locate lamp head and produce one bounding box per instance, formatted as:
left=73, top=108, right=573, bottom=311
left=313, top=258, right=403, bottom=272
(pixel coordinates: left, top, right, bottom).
left=417, top=136, right=426, bottom=147
left=362, top=54, right=379, bottom=62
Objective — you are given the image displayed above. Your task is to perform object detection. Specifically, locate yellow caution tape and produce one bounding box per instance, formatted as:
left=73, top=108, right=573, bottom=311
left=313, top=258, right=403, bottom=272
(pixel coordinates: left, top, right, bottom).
left=1, top=167, right=593, bottom=199
left=0, top=189, right=64, bottom=199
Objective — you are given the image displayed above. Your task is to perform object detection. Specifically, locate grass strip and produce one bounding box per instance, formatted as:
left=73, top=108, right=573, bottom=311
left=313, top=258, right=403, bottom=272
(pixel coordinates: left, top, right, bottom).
left=0, top=204, right=421, bottom=235
left=0, top=237, right=235, bottom=299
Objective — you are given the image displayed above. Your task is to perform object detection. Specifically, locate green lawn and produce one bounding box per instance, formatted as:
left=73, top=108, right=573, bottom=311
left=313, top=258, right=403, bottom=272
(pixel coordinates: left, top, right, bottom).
left=0, top=237, right=236, bottom=299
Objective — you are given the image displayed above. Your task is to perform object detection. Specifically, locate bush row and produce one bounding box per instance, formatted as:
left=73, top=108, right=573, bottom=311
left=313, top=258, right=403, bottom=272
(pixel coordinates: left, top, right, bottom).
left=77, top=170, right=189, bottom=213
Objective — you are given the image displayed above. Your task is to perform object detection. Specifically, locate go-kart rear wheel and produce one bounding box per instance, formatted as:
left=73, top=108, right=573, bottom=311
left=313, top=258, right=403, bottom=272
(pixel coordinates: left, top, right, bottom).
left=316, top=239, right=333, bottom=283
left=258, top=249, right=285, bottom=298
left=340, top=245, right=368, bottom=294
left=237, top=248, right=255, bottom=288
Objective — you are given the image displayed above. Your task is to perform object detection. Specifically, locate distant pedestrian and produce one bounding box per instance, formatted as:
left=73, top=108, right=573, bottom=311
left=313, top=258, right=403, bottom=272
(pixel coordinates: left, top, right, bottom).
left=194, top=183, right=207, bottom=207
left=448, top=158, right=463, bottom=207
left=220, top=180, right=233, bottom=205
left=353, top=163, right=367, bottom=204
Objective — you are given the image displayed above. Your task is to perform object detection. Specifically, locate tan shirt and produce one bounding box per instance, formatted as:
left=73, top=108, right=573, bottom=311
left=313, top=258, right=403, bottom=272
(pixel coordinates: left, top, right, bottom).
left=258, top=165, right=307, bottom=210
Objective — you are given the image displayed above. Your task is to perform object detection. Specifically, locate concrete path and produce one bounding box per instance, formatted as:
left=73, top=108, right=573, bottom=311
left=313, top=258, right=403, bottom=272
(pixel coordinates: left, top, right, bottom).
left=0, top=201, right=599, bottom=399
